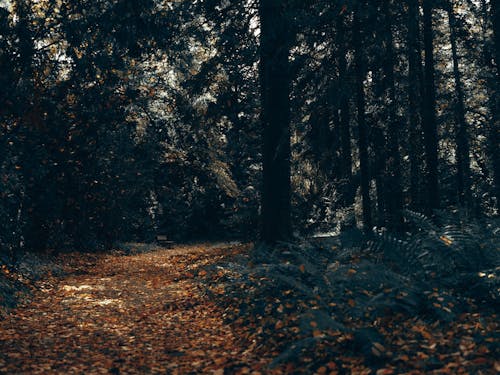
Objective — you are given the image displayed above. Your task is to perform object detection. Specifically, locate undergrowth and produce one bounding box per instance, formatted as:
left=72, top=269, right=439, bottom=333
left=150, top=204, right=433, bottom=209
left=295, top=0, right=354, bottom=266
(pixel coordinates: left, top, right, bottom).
left=204, top=210, right=499, bottom=373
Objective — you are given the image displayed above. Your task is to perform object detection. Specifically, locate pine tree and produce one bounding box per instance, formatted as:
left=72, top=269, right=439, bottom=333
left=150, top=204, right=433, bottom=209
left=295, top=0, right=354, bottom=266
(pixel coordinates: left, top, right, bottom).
left=353, top=2, right=373, bottom=230
left=260, top=0, right=292, bottom=242
left=448, top=3, right=472, bottom=208
left=422, top=0, right=440, bottom=211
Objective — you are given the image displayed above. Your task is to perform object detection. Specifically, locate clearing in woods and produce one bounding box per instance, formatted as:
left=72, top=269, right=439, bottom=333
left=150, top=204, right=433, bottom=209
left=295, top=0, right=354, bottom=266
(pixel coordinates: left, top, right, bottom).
left=0, top=243, right=265, bottom=374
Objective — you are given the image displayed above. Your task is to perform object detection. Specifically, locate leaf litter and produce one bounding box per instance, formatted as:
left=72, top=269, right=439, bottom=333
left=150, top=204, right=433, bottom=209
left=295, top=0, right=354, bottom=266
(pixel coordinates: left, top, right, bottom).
left=0, top=241, right=498, bottom=374
left=0, top=243, right=265, bottom=374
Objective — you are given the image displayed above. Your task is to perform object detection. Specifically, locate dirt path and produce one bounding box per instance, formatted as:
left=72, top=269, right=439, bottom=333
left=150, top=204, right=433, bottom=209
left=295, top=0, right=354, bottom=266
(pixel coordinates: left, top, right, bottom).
left=0, top=243, right=264, bottom=374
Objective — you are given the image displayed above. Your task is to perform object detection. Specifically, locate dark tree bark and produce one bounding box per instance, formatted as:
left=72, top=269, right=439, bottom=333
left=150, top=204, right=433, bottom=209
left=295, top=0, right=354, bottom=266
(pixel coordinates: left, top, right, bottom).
left=14, top=0, right=47, bottom=252
left=382, top=0, right=403, bottom=229
left=493, top=0, right=500, bottom=74
left=371, top=31, right=388, bottom=227
left=407, top=0, right=425, bottom=209
left=259, top=0, right=292, bottom=242
left=422, top=0, right=440, bottom=211
left=448, top=5, right=472, bottom=208
left=353, top=5, right=372, bottom=230
left=373, top=125, right=387, bottom=225
left=336, top=13, right=353, bottom=188
left=489, top=0, right=500, bottom=209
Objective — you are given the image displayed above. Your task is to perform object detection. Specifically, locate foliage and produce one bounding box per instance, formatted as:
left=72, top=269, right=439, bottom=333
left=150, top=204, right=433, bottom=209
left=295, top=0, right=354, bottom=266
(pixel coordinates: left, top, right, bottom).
left=205, top=237, right=499, bottom=372
left=1, top=0, right=499, bottom=256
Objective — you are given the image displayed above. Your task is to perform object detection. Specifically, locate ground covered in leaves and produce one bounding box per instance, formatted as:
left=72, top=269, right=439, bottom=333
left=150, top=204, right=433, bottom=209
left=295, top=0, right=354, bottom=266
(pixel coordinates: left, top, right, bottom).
left=0, top=235, right=499, bottom=374
left=0, top=243, right=266, bottom=374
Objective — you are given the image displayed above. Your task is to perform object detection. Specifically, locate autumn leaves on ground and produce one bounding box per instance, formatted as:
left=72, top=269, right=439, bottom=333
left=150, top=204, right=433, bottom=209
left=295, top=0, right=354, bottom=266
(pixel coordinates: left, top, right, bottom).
left=0, top=242, right=498, bottom=374
left=0, top=244, right=265, bottom=374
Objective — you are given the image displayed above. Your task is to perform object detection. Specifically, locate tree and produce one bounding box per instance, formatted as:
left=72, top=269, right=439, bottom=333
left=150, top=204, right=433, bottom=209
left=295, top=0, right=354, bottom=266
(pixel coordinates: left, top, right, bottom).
left=489, top=0, right=500, bottom=209
left=422, top=0, right=440, bottom=211
left=381, top=0, right=403, bottom=229
left=407, top=0, right=425, bottom=208
left=259, top=0, right=292, bottom=242
left=353, top=2, right=373, bottom=230
left=336, top=12, right=353, bottom=194
left=447, top=2, right=472, bottom=208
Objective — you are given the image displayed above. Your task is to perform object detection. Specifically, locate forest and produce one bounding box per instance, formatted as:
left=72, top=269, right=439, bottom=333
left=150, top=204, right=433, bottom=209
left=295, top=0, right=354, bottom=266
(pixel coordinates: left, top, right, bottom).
left=0, top=0, right=499, bottom=373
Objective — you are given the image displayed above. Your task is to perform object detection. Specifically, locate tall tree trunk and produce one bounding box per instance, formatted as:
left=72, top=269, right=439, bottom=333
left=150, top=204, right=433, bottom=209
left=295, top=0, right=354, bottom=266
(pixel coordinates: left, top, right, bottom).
left=407, top=0, right=424, bottom=209
left=448, top=5, right=472, bottom=209
left=259, top=0, right=292, bottom=242
left=336, top=13, right=353, bottom=196
left=422, top=0, right=440, bottom=211
left=492, top=0, right=500, bottom=73
left=373, top=125, right=387, bottom=225
left=372, top=31, right=387, bottom=227
left=488, top=0, right=500, bottom=210
left=14, top=0, right=46, bottom=252
left=353, top=5, right=372, bottom=230
left=382, top=0, right=403, bottom=229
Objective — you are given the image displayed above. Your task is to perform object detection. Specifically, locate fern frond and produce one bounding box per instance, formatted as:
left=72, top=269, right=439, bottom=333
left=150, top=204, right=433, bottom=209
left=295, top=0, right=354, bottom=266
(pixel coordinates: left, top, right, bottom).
left=403, top=209, right=438, bottom=232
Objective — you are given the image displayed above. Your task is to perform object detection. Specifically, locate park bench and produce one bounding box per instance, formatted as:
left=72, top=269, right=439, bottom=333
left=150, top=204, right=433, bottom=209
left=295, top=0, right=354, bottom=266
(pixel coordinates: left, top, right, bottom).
left=156, top=235, right=174, bottom=248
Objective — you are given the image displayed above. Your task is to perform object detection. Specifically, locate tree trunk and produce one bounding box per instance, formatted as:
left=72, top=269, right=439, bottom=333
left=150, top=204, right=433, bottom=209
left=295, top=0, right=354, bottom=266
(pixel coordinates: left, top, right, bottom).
left=492, top=0, right=500, bottom=74
left=422, top=0, right=440, bottom=211
left=372, top=29, right=387, bottom=227
left=14, top=0, right=46, bottom=252
left=448, top=5, right=472, bottom=209
left=382, top=0, right=403, bottom=230
left=336, top=13, right=353, bottom=192
left=353, top=5, right=372, bottom=230
left=407, top=0, right=424, bottom=209
left=373, top=126, right=387, bottom=225
left=489, top=0, right=500, bottom=210
left=259, top=0, right=292, bottom=242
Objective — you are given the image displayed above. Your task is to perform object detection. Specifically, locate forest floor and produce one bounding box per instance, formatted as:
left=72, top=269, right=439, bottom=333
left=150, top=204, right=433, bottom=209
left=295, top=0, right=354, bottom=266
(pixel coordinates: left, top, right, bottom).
left=0, top=243, right=268, bottom=374
left=0, top=241, right=498, bottom=374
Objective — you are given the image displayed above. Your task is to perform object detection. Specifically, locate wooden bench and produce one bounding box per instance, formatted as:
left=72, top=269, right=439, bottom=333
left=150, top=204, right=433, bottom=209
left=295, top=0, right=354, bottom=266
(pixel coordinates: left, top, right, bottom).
left=156, top=235, right=174, bottom=248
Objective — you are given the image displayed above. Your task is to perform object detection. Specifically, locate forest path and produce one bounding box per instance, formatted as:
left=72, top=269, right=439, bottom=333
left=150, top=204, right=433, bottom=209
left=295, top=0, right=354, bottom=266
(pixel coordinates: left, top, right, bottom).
left=0, top=243, right=264, bottom=374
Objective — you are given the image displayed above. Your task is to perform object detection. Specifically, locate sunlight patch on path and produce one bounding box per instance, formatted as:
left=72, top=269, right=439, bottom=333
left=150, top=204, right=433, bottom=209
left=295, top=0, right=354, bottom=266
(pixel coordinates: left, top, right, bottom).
left=61, top=284, right=98, bottom=291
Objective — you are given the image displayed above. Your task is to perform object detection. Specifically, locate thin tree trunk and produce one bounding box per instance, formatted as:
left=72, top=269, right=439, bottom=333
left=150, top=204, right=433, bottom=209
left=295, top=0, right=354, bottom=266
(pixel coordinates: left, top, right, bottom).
left=448, top=5, right=472, bottom=208
left=492, top=0, right=500, bottom=73
left=489, top=0, right=500, bottom=210
left=422, top=0, right=440, bottom=211
left=371, top=47, right=387, bottom=226
left=407, top=0, right=424, bottom=209
left=353, top=5, right=372, bottom=230
left=259, top=0, right=292, bottom=242
left=336, top=13, right=353, bottom=191
left=14, top=0, right=46, bottom=252
left=373, top=126, right=387, bottom=225
left=382, top=0, right=403, bottom=229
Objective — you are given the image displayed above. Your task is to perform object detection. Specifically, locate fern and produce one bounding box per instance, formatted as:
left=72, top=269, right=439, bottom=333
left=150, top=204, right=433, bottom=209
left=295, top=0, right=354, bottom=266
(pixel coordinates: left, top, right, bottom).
left=368, top=210, right=498, bottom=282
left=403, top=209, right=438, bottom=232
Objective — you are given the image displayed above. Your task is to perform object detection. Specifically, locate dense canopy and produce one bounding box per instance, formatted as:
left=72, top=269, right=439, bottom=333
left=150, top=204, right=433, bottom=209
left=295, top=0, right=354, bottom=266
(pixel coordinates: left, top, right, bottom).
left=1, top=0, right=499, bottom=253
